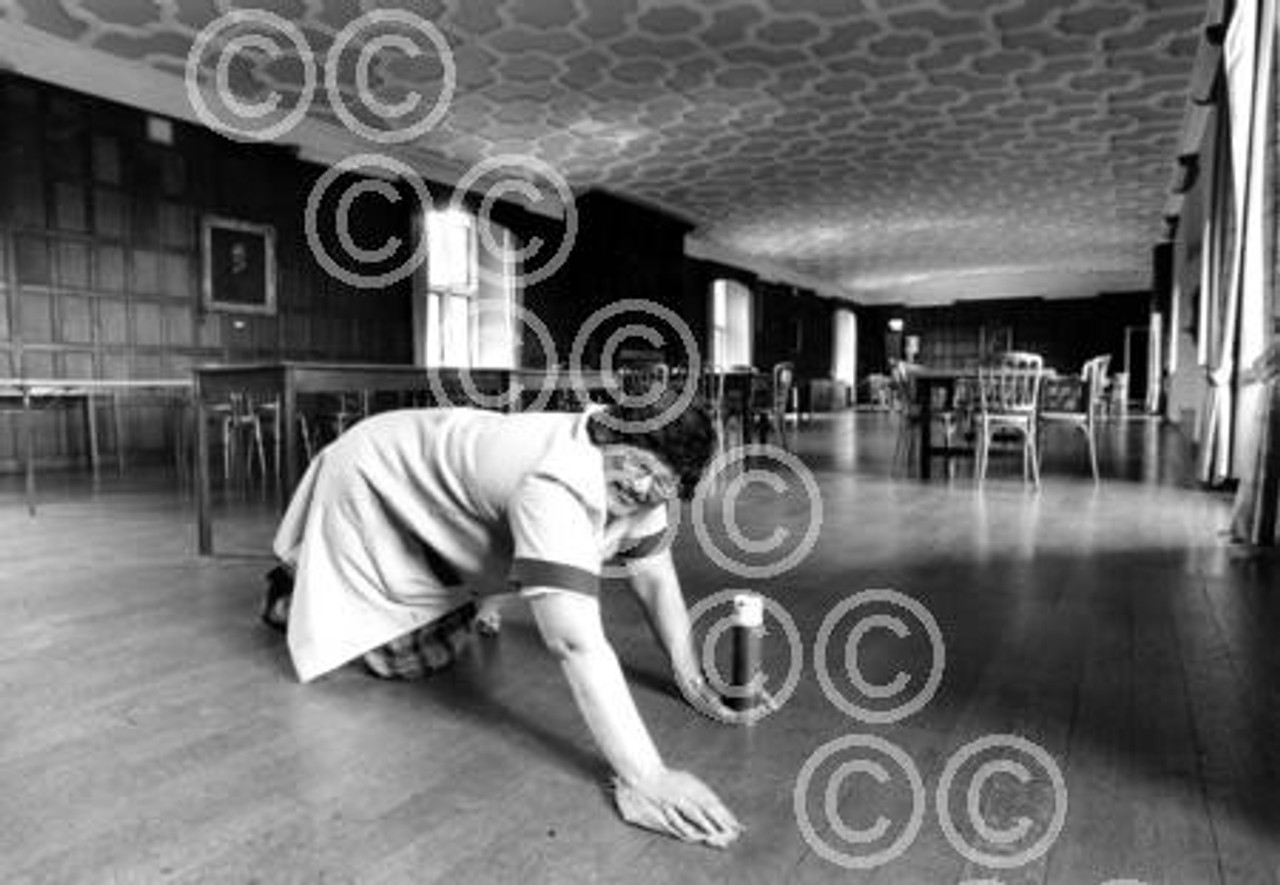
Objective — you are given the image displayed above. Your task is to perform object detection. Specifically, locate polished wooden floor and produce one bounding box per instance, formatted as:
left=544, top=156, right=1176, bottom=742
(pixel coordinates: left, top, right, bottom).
left=2, top=413, right=1278, bottom=884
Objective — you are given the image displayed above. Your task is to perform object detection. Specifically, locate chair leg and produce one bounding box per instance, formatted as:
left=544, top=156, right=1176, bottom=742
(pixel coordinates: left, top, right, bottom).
left=1026, top=425, right=1040, bottom=489
left=1085, top=426, right=1099, bottom=483
left=942, top=418, right=960, bottom=480
left=242, top=422, right=255, bottom=481
left=221, top=418, right=232, bottom=485
left=1022, top=425, right=1031, bottom=483
left=272, top=407, right=282, bottom=490
left=300, top=414, right=314, bottom=463
left=892, top=418, right=913, bottom=477
left=976, top=422, right=988, bottom=486
left=251, top=419, right=267, bottom=481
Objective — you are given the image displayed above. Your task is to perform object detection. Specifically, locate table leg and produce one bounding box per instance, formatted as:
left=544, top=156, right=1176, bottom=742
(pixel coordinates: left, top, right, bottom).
left=168, top=395, right=189, bottom=489
left=196, top=393, right=213, bottom=555
left=919, top=381, right=933, bottom=480
left=111, top=392, right=125, bottom=476
left=22, top=390, right=35, bottom=517
left=85, top=392, right=100, bottom=476
left=281, top=381, right=298, bottom=511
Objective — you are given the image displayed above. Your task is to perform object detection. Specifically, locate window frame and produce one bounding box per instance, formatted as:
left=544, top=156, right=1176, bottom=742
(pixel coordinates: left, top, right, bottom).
left=423, top=209, right=519, bottom=369
left=710, top=278, right=752, bottom=370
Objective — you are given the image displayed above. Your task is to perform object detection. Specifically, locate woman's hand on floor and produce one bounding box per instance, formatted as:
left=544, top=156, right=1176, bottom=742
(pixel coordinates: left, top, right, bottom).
left=612, top=767, right=743, bottom=848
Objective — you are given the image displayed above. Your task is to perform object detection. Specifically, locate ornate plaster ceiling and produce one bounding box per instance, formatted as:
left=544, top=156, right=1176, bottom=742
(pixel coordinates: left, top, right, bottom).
left=0, top=0, right=1210, bottom=304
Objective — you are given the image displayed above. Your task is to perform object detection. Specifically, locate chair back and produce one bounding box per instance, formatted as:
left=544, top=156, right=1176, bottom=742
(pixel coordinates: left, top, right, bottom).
left=771, top=362, right=794, bottom=413
left=888, top=360, right=915, bottom=412
left=979, top=351, right=1043, bottom=415
left=1082, top=354, right=1110, bottom=411
left=223, top=392, right=267, bottom=426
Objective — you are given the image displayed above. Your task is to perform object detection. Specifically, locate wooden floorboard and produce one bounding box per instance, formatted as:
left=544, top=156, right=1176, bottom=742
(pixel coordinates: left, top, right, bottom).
left=1, top=413, right=1277, bottom=883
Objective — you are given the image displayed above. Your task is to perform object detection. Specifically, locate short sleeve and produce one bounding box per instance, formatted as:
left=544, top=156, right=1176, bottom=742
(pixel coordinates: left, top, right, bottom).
left=612, top=502, right=671, bottom=562
left=508, top=474, right=602, bottom=598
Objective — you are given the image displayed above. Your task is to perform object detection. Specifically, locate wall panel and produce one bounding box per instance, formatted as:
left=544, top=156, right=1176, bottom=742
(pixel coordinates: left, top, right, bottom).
left=61, top=296, right=92, bottom=343
left=0, top=71, right=416, bottom=471
left=92, top=188, right=127, bottom=238
left=98, top=299, right=128, bottom=345
left=53, top=182, right=88, bottom=232
left=95, top=244, right=125, bottom=292
left=19, top=291, right=54, bottom=342
left=56, top=240, right=91, bottom=288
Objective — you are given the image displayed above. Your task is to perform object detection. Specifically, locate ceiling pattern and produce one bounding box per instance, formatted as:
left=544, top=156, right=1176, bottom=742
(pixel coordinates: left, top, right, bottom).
left=0, top=0, right=1211, bottom=304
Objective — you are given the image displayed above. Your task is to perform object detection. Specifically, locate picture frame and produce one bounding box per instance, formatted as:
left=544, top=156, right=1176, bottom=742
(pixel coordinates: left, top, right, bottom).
left=200, top=215, right=277, bottom=315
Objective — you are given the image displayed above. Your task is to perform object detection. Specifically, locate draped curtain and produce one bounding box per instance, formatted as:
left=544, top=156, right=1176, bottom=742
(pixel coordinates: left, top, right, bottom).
left=1197, top=62, right=1238, bottom=484
left=1223, top=0, right=1280, bottom=545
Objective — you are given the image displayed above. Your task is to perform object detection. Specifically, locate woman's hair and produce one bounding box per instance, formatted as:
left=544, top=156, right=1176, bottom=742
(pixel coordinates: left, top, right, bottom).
left=587, top=391, right=717, bottom=499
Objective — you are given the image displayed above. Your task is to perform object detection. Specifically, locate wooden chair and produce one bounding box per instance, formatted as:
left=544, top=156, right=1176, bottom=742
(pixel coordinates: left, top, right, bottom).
left=1039, top=354, right=1110, bottom=482
left=702, top=368, right=749, bottom=454
left=216, top=394, right=325, bottom=491
left=214, top=393, right=269, bottom=488
left=254, top=397, right=317, bottom=488
left=975, top=351, right=1044, bottom=488
left=1107, top=371, right=1129, bottom=416
left=865, top=373, right=892, bottom=410
left=749, top=362, right=795, bottom=450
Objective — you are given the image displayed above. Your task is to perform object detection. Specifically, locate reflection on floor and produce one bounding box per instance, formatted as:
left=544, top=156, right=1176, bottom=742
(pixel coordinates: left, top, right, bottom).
left=1, top=412, right=1277, bottom=883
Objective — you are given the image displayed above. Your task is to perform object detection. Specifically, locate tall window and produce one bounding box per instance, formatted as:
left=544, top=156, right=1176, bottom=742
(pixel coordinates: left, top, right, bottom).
left=711, top=279, right=752, bottom=369
left=833, top=307, right=857, bottom=389
left=423, top=209, right=518, bottom=368
left=427, top=208, right=474, bottom=291
left=474, top=226, right=517, bottom=368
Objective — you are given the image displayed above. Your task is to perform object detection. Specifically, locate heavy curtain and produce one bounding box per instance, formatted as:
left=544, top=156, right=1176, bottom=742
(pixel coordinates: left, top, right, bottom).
left=1196, top=56, right=1238, bottom=485
left=1224, top=0, right=1280, bottom=545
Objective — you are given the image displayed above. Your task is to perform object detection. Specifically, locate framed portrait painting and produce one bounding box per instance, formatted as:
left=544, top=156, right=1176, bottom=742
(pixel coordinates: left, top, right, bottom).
left=200, top=215, right=277, bottom=315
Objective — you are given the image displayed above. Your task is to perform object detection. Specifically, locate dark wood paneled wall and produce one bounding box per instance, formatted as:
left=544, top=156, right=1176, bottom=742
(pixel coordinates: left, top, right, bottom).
left=0, top=73, right=414, bottom=469
left=522, top=190, right=696, bottom=367
left=754, top=280, right=836, bottom=378
left=856, top=293, right=1152, bottom=401
left=520, top=190, right=840, bottom=380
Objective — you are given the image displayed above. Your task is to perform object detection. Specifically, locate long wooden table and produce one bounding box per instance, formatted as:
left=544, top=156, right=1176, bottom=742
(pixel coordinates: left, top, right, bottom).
left=192, top=362, right=619, bottom=554
left=0, top=378, right=192, bottom=515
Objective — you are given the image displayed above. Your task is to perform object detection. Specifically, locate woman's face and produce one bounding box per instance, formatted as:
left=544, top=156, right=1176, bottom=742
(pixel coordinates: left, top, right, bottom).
left=601, top=445, right=679, bottom=517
